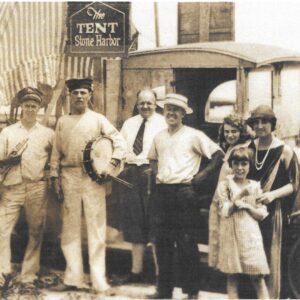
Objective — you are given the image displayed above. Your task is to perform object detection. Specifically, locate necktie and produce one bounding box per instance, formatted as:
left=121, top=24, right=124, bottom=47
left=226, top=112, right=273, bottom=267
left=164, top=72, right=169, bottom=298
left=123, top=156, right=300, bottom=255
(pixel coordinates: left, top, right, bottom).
left=133, top=119, right=146, bottom=155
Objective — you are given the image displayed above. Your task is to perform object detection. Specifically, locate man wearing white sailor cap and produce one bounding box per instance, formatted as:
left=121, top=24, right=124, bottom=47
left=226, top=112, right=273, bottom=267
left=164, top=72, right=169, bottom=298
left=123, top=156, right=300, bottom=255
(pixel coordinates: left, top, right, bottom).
left=148, top=93, right=224, bottom=299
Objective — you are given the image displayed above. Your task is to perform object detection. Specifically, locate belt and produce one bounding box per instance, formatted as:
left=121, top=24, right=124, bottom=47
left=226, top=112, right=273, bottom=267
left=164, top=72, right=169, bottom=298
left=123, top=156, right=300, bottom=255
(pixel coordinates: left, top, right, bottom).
left=158, top=182, right=192, bottom=187
left=61, top=165, right=82, bottom=168
left=125, top=163, right=150, bottom=167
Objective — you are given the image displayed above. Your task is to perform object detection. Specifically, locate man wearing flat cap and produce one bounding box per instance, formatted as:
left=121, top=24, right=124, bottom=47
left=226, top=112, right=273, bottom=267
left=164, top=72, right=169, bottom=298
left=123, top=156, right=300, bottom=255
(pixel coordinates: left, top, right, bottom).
left=0, top=87, right=54, bottom=292
left=50, top=78, right=126, bottom=294
left=148, top=93, right=224, bottom=299
left=246, top=105, right=299, bottom=299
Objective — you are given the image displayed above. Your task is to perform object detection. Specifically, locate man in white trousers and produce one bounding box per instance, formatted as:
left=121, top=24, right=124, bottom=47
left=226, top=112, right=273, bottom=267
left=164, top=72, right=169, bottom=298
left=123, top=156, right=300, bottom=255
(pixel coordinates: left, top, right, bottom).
left=0, top=87, right=54, bottom=293
left=50, top=78, right=126, bottom=294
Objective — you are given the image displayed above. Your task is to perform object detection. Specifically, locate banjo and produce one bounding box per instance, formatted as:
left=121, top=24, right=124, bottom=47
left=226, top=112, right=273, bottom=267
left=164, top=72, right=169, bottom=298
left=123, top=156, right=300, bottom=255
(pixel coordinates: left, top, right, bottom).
left=82, top=136, right=133, bottom=188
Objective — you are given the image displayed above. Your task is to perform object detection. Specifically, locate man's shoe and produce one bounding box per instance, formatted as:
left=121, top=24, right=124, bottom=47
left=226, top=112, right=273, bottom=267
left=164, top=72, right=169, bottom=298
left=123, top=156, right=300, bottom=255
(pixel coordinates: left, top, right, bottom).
left=50, top=282, right=80, bottom=292
left=147, top=292, right=172, bottom=299
left=91, top=287, right=116, bottom=296
left=19, top=282, right=40, bottom=296
left=187, top=293, right=198, bottom=299
left=115, top=272, right=144, bottom=284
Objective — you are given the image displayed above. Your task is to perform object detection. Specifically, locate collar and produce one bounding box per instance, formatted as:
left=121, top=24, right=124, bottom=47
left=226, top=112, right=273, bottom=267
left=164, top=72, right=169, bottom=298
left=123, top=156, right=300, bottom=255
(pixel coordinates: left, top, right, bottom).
left=138, top=112, right=157, bottom=123
left=18, top=120, right=40, bottom=130
left=253, top=135, right=284, bottom=150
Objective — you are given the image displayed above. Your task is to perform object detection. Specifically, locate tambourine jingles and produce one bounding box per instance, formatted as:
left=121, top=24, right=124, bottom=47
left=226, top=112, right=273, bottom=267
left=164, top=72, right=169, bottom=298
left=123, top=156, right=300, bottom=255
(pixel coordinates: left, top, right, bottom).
left=82, top=136, right=133, bottom=188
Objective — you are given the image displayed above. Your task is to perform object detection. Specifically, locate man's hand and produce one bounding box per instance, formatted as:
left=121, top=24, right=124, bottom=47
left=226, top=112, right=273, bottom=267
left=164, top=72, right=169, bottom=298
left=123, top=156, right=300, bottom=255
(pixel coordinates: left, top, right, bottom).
left=0, top=273, right=4, bottom=287
left=98, top=159, right=120, bottom=180
left=256, top=192, right=275, bottom=205
left=51, top=177, right=64, bottom=203
left=192, top=150, right=224, bottom=190
left=192, top=172, right=205, bottom=189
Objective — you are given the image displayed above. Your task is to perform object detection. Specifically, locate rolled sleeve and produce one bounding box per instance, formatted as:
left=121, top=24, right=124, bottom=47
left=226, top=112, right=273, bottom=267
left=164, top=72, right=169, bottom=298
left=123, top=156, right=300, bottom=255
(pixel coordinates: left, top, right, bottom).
left=100, top=116, right=126, bottom=161
left=147, top=139, right=158, bottom=161
left=195, top=131, right=221, bottom=159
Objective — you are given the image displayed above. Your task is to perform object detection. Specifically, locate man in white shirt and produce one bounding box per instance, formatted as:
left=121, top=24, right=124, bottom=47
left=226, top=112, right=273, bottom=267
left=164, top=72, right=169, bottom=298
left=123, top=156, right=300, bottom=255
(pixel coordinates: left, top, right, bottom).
left=148, top=94, right=223, bottom=299
left=50, top=79, right=126, bottom=294
left=117, top=88, right=167, bottom=283
left=0, top=87, right=54, bottom=292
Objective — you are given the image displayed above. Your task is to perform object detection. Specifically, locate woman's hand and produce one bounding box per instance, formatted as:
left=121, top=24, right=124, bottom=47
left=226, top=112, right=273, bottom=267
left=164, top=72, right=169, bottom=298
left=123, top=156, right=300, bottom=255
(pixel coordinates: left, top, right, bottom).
left=256, top=192, right=275, bottom=205
left=234, top=199, right=250, bottom=210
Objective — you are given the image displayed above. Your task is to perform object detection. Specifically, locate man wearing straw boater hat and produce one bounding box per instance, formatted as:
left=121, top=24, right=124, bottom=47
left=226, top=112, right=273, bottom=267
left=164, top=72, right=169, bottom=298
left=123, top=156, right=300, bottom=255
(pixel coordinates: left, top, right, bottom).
left=0, top=87, right=54, bottom=293
left=148, top=93, right=224, bottom=299
left=50, top=78, right=126, bottom=294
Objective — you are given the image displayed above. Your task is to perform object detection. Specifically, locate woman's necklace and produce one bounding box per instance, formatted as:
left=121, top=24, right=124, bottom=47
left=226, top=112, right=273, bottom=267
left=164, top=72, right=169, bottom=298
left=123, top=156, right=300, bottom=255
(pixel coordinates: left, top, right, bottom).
left=255, top=141, right=272, bottom=170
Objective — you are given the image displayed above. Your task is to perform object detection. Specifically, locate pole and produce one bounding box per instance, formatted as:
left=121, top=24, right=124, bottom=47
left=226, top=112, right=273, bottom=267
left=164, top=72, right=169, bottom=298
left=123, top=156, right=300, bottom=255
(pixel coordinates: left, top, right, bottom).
left=154, top=2, right=160, bottom=47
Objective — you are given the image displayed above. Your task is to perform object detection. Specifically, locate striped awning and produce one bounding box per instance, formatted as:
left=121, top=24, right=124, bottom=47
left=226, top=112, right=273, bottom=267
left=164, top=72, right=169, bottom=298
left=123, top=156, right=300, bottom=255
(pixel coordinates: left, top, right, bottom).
left=0, top=2, right=96, bottom=105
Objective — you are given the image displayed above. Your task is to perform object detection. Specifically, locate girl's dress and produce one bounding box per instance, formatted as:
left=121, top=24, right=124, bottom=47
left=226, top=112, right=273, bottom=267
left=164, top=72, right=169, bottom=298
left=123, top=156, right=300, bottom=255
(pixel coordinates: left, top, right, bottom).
left=215, top=175, right=270, bottom=275
left=208, top=141, right=250, bottom=268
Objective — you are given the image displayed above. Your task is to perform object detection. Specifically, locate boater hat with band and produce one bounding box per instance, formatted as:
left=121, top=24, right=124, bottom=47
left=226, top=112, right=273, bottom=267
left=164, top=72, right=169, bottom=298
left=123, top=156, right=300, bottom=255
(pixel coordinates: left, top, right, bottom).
left=157, top=93, right=193, bottom=114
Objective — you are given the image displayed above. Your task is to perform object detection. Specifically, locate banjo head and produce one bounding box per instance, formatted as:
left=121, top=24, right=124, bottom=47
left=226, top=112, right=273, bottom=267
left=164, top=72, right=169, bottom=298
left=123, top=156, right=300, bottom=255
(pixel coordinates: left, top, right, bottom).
left=83, top=136, right=122, bottom=184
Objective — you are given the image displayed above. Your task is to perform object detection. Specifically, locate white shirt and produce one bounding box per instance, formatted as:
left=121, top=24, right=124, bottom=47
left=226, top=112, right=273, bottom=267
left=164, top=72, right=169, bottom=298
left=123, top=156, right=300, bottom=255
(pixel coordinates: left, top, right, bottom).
left=0, top=121, right=54, bottom=186
left=148, top=125, right=221, bottom=184
left=121, top=112, right=167, bottom=165
left=50, top=109, right=126, bottom=176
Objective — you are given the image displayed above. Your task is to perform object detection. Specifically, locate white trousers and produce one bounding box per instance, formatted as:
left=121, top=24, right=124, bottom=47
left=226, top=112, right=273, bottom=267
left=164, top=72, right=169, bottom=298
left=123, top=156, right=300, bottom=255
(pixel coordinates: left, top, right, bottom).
left=61, top=168, right=108, bottom=291
left=0, top=181, right=47, bottom=282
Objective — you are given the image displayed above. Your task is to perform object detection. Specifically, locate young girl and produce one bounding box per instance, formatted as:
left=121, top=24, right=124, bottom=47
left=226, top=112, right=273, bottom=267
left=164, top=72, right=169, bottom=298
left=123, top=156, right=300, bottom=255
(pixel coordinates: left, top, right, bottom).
left=213, top=147, right=270, bottom=299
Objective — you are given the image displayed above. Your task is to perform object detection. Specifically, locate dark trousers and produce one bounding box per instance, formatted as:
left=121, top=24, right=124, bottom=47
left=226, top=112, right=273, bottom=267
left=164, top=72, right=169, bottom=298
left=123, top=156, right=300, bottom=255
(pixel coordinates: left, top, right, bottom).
left=153, top=184, right=201, bottom=297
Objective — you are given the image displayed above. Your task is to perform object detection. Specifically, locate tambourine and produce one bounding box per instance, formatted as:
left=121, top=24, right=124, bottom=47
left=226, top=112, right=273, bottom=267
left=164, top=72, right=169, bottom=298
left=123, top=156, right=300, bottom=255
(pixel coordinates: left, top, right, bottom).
left=82, top=136, right=133, bottom=188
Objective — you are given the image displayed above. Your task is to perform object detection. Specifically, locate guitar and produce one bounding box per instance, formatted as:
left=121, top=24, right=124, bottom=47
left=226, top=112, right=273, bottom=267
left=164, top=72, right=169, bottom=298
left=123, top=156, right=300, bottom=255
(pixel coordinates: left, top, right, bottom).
left=0, top=138, right=28, bottom=181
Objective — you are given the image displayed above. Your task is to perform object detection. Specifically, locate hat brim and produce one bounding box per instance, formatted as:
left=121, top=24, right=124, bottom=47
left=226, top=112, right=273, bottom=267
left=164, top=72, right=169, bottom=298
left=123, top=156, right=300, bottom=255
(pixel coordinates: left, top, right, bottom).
left=246, top=115, right=277, bottom=125
left=19, top=94, right=42, bottom=105
left=157, top=100, right=193, bottom=114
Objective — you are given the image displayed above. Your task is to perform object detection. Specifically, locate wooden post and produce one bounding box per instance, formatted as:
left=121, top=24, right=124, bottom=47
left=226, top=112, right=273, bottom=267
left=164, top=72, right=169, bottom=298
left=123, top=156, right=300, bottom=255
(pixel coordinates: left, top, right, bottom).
left=271, top=63, right=282, bottom=106
left=236, top=67, right=248, bottom=115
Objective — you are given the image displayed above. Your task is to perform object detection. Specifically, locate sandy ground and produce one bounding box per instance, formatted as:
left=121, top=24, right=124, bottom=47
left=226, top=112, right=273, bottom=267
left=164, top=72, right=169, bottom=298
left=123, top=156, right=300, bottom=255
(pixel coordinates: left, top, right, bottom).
left=42, top=285, right=227, bottom=300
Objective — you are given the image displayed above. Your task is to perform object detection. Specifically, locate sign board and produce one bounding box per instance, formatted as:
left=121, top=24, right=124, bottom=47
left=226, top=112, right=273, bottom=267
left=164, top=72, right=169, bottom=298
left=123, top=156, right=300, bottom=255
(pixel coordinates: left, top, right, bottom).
left=68, top=2, right=130, bottom=57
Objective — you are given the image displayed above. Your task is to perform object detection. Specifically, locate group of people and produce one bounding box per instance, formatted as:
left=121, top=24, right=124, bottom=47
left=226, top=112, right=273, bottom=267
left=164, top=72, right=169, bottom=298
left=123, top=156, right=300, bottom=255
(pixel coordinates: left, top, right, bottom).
left=209, top=109, right=299, bottom=299
left=0, top=78, right=298, bottom=300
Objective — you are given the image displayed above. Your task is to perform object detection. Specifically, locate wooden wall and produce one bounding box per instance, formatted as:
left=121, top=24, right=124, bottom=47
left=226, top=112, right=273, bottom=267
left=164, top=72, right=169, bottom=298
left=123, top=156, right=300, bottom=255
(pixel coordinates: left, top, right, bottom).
left=178, top=2, right=235, bottom=44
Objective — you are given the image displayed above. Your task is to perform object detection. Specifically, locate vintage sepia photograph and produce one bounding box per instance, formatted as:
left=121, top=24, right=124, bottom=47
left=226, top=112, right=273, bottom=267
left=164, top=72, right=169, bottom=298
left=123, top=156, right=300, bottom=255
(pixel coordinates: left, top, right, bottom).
left=1, top=1, right=300, bottom=299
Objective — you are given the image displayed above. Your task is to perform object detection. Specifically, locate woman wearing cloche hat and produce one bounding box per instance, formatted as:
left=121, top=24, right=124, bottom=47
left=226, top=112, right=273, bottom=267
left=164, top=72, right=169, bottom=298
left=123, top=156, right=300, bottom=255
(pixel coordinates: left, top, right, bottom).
left=246, top=105, right=299, bottom=299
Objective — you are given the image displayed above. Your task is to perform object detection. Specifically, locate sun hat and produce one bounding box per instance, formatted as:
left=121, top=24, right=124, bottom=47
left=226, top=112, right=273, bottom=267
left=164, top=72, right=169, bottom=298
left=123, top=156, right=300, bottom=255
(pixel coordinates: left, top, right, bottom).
left=156, top=93, right=193, bottom=114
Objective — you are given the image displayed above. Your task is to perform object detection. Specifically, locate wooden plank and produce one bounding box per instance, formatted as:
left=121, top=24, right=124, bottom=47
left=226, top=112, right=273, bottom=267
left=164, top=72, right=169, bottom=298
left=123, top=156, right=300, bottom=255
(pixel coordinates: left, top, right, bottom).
left=121, top=69, right=151, bottom=123
left=123, top=52, right=254, bottom=69
left=41, top=79, right=65, bottom=126
left=178, top=2, right=235, bottom=43
left=93, top=58, right=104, bottom=114
left=199, top=3, right=210, bottom=42
left=178, top=2, right=200, bottom=44
left=209, top=2, right=235, bottom=41
left=106, top=58, right=122, bottom=128
left=150, top=69, right=174, bottom=94
left=121, top=68, right=175, bottom=124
